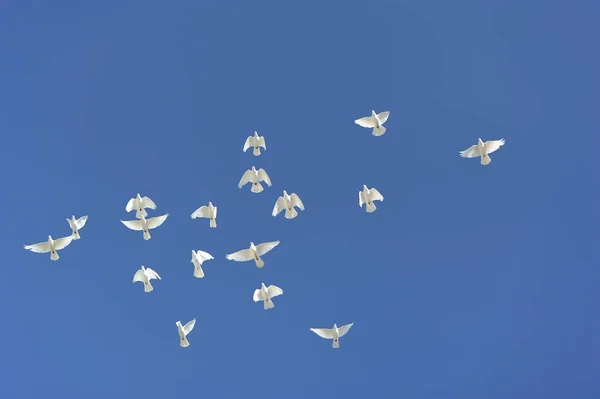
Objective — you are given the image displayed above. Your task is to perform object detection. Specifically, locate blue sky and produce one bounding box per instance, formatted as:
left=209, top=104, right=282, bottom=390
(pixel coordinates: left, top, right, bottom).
left=1, top=0, right=599, bottom=397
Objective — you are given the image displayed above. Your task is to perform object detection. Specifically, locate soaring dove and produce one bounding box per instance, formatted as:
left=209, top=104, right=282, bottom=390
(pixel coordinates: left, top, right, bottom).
left=191, top=249, right=214, bottom=278
left=126, top=193, right=157, bottom=219
left=243, top=131, right=266, bottom=156
left=459, top=138, right=505, bottom=165
left=310, top=322, right=354, bottom=348
left=66, top=215, right=88, bottom=240
left=359, top=185, right=384, bottom=213
left=238, top=166, right=272, bottom=193
left=253, top=282, right=284, bottom=310
left=272, top=190, right=304, bottom=219
left=354, top=110, right=390, bottom=136
left=176, top=318, right=196, bottom=348
left=225, top=240, right=280, bottom=268
left=132, top=265, right=161, bottom=293
left=191, top=202, right=217, bottom=228
left=24, top=234, right=74, bottom=261
left=120, top=214, right=169, bottom=240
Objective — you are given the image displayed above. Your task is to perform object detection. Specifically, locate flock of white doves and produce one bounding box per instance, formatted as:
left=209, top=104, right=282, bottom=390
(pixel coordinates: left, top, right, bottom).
left=23, top=109, right=505, bottom=349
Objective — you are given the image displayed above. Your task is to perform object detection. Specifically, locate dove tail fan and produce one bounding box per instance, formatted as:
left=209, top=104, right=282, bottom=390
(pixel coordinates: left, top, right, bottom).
left=481, top=154, right=491, bottom=165
left=136, top=209, right=148, bottom=219
left=285, top=208, right=298, bottom=219
left=180, top=337, right=190, bottom=348
left=333, top=338, right=340, bottom=349
left=372, top=126, right=386, bottom=136
left=194, top=267, right=205, bottom=278
left=251, top=182, right=264, bottom=193
left=144, top=282, right=153, bottom=293
left=255, top=257, right=265, bottom=268
left=366, top=202, right=377, bottom=213
left=264, top=299, right=274, bottom=310
left=210, top=218, right=217, bottom=228
left=50, top=251, right=59, bottom=261
left=253, top=147, right=261, bottom=156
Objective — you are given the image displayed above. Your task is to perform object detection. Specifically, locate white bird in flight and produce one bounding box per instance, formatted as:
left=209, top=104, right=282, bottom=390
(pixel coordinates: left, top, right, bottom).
left=132, top=265, right=161, bottom=293
left=191, top=202, right=217, bottom=228
left=272, top=190, right=304, bottom=219
left=310, top=322, right=354, bottom=348
left=66, top=215, right=88, bottom=240
left=459, top=138, right=505, bottom=165
left=176, top=318, right=196, bottom=348
left=238, top=166, right=272, bottom=193
left=253, top=282, right=284, bottom=310
left=191, top=249, right=214, bottom=278
left=359, top=185, right=384, bottom=213
left=120, top=214, right=169, bottom=240
left=243, top=131, right=266, bottom=156
left=225, top=240, right=280, bottom=268
left=354, top=110, right=390, bottom=136
left=126, top=193, right=157, bottom=219
left=24, top=234, right=74, bottom=261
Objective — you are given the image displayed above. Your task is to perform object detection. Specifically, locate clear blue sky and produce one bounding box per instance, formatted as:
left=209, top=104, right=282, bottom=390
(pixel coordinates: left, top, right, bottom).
left=1, top=0, right=599, bottom=397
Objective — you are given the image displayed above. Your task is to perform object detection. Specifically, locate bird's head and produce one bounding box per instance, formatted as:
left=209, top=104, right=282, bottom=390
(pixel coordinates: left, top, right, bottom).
left=333, top=323, right=338, bottom=329
left=254, top=131, right=259, bottom=138
left=71, top=215, right=76, bottom=221
left=251, top=166, right=257, bottom=172
left=250, top=242, right=256, bottom=248
left=208, top=201, right=213, bottom=207
left=283, top=190, right=288, bottom=196
left=371, top=110, right=377, bottom=116
left=141, top=265, right=146, bottom=271
left=478, top=138, right=484, bottom=145
left=48, top=235, right=53, bottom=241
left=363, top=184, right=368, bottom=191
left=175, top=321, right=181, bottom=327
left=136, top=193, right=142, bottom=199
left=261, top=282, right=267, bottom=289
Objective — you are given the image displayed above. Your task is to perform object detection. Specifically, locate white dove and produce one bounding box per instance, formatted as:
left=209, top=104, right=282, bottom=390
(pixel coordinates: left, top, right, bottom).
left=125, top=193, right=157, bottom=219
left=459, top=138, right=505, bottom=165
left=253, top=282, right=284, bottom=310
left=66, top=215, right=88, bottom=240
left=238, top=166, right=272, bottom=193
left=359, top=185, right=384, bottom=213
left=132, top=265, right=161, bottom=293
left=176, top=318, right=196, bottom=348
left=191, top=202, right=217, bottom=228
left=243, top=131, right=266, bottom=156
left=354, top=110, right=390, bottom=136
left=191, top=249, right=214, bottom=278
left=310, top=322, right=354, bottom=349
left=120, top=214, right=169, bottom=240
left=24, top=234, right=74, bottom=261
left=225, top=240, right=280, bottom=268
left=272, top=190, right=304, bottom=219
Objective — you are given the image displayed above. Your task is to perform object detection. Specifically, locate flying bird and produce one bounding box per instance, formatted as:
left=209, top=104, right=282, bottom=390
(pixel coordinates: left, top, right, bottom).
left=125, top=193, right=157, bottom=219
left=66, top=215, right=88, bottom=240
left=272, top=190, right=304, bottom=219
left=120, top=214, right=169, bottom=240
left=132, top=265, right=161, bottom=293
left=310, top=323, right=354, bottom=348
left=238, top=166, right=272, bottom=193
left=459, top=138, right=505, bottom=165
left=243, top=131, right=266, bottom=156
left=225, top=240, right=280, bottom=268
left=354, top=110, right=390, bottom=136
left=191, top=202, right=217, bottom=228
left=191, top=249, right=214, bottom=278
left=24, top=234, right=74, bottom=261
left=253, top=282, right=283, bottom=310
left=176, top=318, right=196, bottom=348
left=359, top=185, right=384, bottom=213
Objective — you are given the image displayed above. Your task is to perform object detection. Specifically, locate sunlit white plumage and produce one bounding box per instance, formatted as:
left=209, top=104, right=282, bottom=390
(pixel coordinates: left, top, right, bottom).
left=132, top=265, right=161, bottom=293
left=238, top=166, right=272, bottom=193
left=176, top=318, right=196, bottom=348
left=225, top=240, right=280, bottom=268
left=24, top=234, right=74, bottom=261
left=310, top=322, right=354, bottom=348
left=191, top=249, right=214, bottom=278
left=120, top=213, right=169, bottom=240
left=354, top=110, right=390, bottom=136
left=243, top=131, right=266, bottom=156
left=272, top=190, right=304, bottom=219
left=459, top=138, right=505, bottom=165
left=191, top=201, right=217, bottom=228
left=125, top=193, right=157, bottom=219
left=66, top=215, right=88, bottom=240
left=359, top=185, right=384, bottom=213
left=253, top=282, right=283, bottom=310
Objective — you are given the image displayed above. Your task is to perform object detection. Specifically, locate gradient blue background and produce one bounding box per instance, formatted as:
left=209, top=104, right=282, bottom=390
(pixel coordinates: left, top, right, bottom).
left=1, top=0, right=599, bottom=397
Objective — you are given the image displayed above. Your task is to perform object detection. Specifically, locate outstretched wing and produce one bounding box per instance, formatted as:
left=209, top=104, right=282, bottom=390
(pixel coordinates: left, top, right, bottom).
left=258, top=136, right=266, bottom=149
left=272, top=196, right=286, bottom=216
left=53, top=235, right=74, bottom=251
left=183, top=318, right=196, bottom=335
left=238, top=169, right=255, bottom=188
left=253, top=289, right=263, bottom=302
left=24, top=241, right=51, bottom=253
left=257, top=169, right=272, bottom=186
left=337, top=322, right=354, bottom=338
left=459, top=144, right=481, bottom=158
left=76, top=215, right=88, bottom=229
left=121, top=219, right=144, bottom=231
left=376, top=111, right=390, bottom=124
left=132, top=269, right=145, bottom=283
left=369, top=188, right=384, bottom=202
left=191, top=206, right=209, bottom=219
left=243, top=136, right=254, bottom=152
left=225, top=248, right=255, bottom=262
left=354, top=116, right=376, bottom=128
left=267, top=285, right=283, bottom=298
left=359, top=190, right=365, bottom=207
left=145, top=267, right=161, bottom=280
left=141, top=196, right=157, bottom=209
left=290, top=193, right=304, bottom=210
left=485, top=139, right=505, bottom=154
left=196, top=250, right=214, bottom=262
left=146, top=214, right=169, bottom=229
left=125, top=198, right=136, bottom=212
left=255, top=240, right=280, bottom=256
left=310, top=328, right=335, bottom=339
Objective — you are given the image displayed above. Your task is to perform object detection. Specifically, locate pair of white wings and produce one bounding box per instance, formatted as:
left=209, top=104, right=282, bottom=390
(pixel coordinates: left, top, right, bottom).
left=355, top=111, right=390, bottom=128
left=226, top=241, right=280, bottom=261
left=359, top=188, right=383, bottom=207
left=181, top=319, right=196, bottom=336
left=192, top=250, right=213, bottom=264
left=24, top=236, right=73, bottom=253
left=239, top=168, right=272, bottom=188
left=272, top=193, right=304, bottom=216
left=67, top=215, right=88, bottom=230
left=310, top=323, right=354, bottom=339
left=125, top=196, right=157, bottom=212
left=243, top=134, right=266, bottom=152
left=253, top=285, right=284, bottom=302
left=191, top=205, right=217, bottom=219
left=133, top=267, right=161, bottom=282
left=121, top=214, right=169, bottom=231
left=460, top=139, right=505, bottom=158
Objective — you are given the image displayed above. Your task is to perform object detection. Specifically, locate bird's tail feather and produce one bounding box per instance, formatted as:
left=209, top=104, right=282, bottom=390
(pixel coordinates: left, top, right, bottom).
left=255, top=256, right=265, bottom=268
left=210, top=218, right=217, bottom=228
left=333, top=338, right=340, bottom=348
left=366, top=202, right=377, bottom=213
left=264, top=299, right=274, bottom=310
left=144, top=282, right=153, bottom=293
left=51, top=251, right=59, bottom=261
left=285, top=208, right=298, bottom=219
left=372, top=126, right=386, bottom=136
left=253, top=147, right=261, bottom=156
left=194, top=266, right=205, bottom=278
left=135, top=209, right=148, bottom=219
left=251, top=182, right=264, bottom=193
left=143, top=230, right=151, bottom=240
left=481, top=154, right=491, bottom=165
